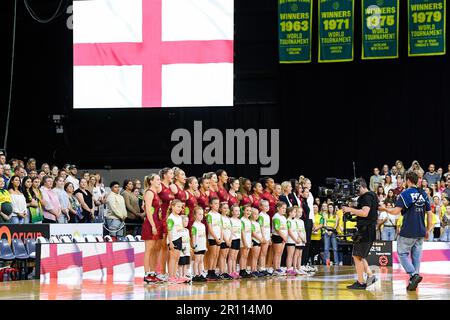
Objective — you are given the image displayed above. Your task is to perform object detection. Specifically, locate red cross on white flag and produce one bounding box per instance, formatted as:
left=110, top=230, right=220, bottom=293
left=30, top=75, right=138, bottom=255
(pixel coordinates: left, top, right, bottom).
left=73, top=0, right=234, bottom=108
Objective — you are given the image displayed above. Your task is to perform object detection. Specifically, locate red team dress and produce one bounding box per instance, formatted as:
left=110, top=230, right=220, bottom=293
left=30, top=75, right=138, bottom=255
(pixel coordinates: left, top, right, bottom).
left=261, top=190, right=277, bottom=218
left=158, top=183, right=175, bottom=234
left=250, top=194, right=261, bottom=209
left=141, top=189, right=162, bottom=240
left=217, top=185, right=229, bottom=203
left=239, top=193, right=252, bottom=207
left=228, top=192, right=239, bottom=207
left=185, top=190, right=198, bottom=229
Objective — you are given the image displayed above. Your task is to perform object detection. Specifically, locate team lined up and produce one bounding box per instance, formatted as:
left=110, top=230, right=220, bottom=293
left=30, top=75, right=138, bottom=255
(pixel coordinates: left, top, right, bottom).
left=140, top=168, right=315, bottom=284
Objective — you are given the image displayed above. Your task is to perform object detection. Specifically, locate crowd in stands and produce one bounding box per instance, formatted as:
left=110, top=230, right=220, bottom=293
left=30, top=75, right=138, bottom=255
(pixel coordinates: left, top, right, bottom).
left=1, top=152, right=449, bottom=283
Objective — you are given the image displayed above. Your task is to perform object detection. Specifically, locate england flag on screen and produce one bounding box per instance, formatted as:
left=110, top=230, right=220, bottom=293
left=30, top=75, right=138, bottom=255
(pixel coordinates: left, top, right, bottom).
left=73, top=0, right=234, bottom=108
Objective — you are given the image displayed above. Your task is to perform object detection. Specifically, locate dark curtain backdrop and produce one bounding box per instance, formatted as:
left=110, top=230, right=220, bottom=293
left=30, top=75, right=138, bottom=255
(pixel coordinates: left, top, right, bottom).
left=1, top=0, right=450, bottom=187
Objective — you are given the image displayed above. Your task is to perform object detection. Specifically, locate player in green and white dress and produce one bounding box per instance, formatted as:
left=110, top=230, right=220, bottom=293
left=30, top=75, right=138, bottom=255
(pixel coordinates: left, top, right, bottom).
left=271, top=201, right=288, bottom=276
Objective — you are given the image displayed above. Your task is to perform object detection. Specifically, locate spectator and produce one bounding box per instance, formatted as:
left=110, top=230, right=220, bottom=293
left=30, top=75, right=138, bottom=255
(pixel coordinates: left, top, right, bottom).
left=421, top=179, right=428, bottom=189
left=65, top=182, right=83, bottom=223
left=424, top=164, right=440, bottom=187
left=424, top=187, right=433, bottom=205
left=323, top=204, right=339, bottom=265
left=376, top=185, right=386, bottom=203
left=431, top=196, right=441, bottom=240
left=409, top=160, right=425, bottom=178
left=2, top=164, right=11, bottom=187
left=87, top=174, right=96, bottom=194
left=133, top=179, right=144, bottom=210
left=0, top=152, right=6, bottom=165
left=8, top=175, right=28, bottom=224
left=22, top=176, right=43, bottom=224
left=437, top=167, right=443, bottom=181
left=26, top=158, right=37, bottom=173
left=41, top=163, right=51, bottom=175
left=393, top=175, right=405, bottom=197
left=381, top=164, right=390, bottom=180
left=385, top=189, right=396, bottom=203
left=383, top=174, right=395, bottom=195
left=31, top=177, right=45, bottom=209
left=50, top=165, right=59, bottom=178
left=310, top=204, right=324, bottom=265
left=66, top=165, right=80, bottom=191
left=0, top=177, right=13, bottom=223
left=391, top=166, right=399, bottom=185
left=9, top=158, right=18, bottom=169
left=378, top=201, right=398, bottom=241
left=442, top=179, right=450, bottom=199
left=369, top=168, right=383, bottom=192
left=41, top=176, right=62, bottom=223
left=443, top=164, right=450, bottom=181
left=62, top=164, right=71, bottom=175
left=53, top=176, right=70, bottom=223
left=441, top=205, right=450, bottom=242
left=438, top=180, right=446, bottom=195
left=37, top=170, right=46, bottom=182
left=395, top=160, right=406, bottom=177
left=122, top=179, right=143, bottom=226
left=74, top=178, right=94, bottom=223
left=92, top=174, right=107, bottom=222
left=58, top=170, right=67, bottom=181
left=13, top=165, right=26, bottom=181
left=83, top=171, right=90, bottom=182
left=105, top=181, right=127, bottom=236
left=28, top=170, right=37, bottom=180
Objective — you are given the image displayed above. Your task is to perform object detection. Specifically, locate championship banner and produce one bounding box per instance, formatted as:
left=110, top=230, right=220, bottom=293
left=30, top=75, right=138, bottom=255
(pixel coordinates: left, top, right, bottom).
left=278, top=0, right=313, bottom=63
left=362, top=0, right=399, bottom=60
left=319, top=0, right=354, bottom=62
left=408, top=0, right=446, bottom=56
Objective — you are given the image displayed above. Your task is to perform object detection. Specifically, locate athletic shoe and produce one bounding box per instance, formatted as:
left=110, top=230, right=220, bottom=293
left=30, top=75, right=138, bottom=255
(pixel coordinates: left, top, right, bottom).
left=182, top=276, right=192, bottom=283
left=286, top=269, right=296, bottom=276
left=156, top=273, right=168, bottom=282
left=273, top=269, right=285, bottom=276
left=260, top=270, right=270, bottom=277
left=266, top=269, right=274, bottom=277
left=249, top=271, right=259, bottom=278
left=192, top=275, right=201, bottom=282
left=206, top=273, right=220, bottom=281
left=338, top=262, right=343, bottom=266
left=407, top=274, right=423, bottom=291
left=143, top=273, right=159, bottom=284
left=256, top=271, right=265, bottom=278
left=221, top=273, right=233, bottom=280
left=239, top=269, right=251, bottom=278
left=366, top=275, right=377, bottom=287
left=346, top=281, right=367, bottom=290
left=230, top=272, right=240, bottom=279
left=296, top=269, right=309, bottom=276
left=168, top=277, right=179, bottom=284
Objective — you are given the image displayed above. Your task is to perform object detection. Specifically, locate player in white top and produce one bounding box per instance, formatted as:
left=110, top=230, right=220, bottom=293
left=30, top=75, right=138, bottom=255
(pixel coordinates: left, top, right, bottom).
left=191, top=207, right=207, bottom=282
left=218, top=202, right=233, bottom=280
left=250, top=207, right=265, bottom=277
left=286, top=207, right=301, bottom=276
left=166, top=199, right=184, bottom=283
left=206, top=197, right=222, bottom=280
left=272, top=201, right=288, bottom=276
left=239, top=204, right=253, bottom=278
left=228, top=205, right=242, bottom=279
left=178, top=215, right=191, bottom=282
left=294, top=207, right=308, bottom=275
left=258, top=200, right=272, bottom=276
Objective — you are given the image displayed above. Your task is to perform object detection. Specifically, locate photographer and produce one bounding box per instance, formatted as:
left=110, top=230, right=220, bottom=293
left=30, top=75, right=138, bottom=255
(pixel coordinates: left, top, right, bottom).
left=379, top=171, right=433, bottom=291
left=342, top=178, right=378, bottom=290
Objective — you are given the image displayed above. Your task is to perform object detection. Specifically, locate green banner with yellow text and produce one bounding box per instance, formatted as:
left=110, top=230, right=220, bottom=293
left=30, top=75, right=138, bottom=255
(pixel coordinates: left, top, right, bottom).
left=408, top=0, right=446, bottom=56
left=362, top=0, right=399, bottom=59
left=319, top=0, right=354, bottom=62
left=279, top=0, right=313, bottom=63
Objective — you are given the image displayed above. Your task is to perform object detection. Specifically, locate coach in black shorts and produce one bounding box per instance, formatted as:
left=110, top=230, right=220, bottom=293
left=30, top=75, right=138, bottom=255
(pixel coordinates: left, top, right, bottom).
left=342, top=178, right=378, bottom=290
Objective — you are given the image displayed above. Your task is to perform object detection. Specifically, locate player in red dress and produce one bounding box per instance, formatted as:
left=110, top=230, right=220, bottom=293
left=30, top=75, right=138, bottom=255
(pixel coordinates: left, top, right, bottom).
left=249, top=181, right=263, bottom=209
left=173, top=167, right=188, bottom=203
left=185, top=176, right=199, bottom=229
left=238, top=177, right=252, bottom=207
left=142, top=174, right=163, bottom=283
left=227, top=177, right=240, bottom=207
left=158, top=167, right=177, bottom=275
left=260, top=177, right=277, bottom=218
left=204, top=172, right=219, bottom=199
left=216, top=169, right=229, bottom=203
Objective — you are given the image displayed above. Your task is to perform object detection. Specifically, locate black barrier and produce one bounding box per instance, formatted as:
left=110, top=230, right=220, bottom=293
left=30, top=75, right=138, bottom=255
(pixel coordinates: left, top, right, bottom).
left=367, top=241, right=393, bottom=267
left=0, top=224, right=50, bottom=246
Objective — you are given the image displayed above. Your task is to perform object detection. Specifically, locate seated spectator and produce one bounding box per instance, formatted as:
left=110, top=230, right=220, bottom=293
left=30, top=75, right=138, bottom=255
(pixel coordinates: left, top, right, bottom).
left=74, top=178, right=94, bottom=223
left=53, top=176, right=70, bottom=223
left=369, top=167, right=383, bottom=192
left=65, top=182, right=83, bottom=223
left=40, top=176, right=63, bottom=223
left=424, top=164, right=441, bottom=187
left=22, top=176, right=43, bottom=224
left=0, top=177, right=13, bottom=223
left=105, top=181, right=127, bottom=236
left=8, top=176, right=28, bottom=224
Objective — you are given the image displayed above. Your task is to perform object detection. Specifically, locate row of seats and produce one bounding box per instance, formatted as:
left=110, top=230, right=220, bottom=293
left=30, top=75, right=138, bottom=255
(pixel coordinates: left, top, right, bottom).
left=36, top=234, right=142, bottom=244
left=0, top=238, right=36, bottom=280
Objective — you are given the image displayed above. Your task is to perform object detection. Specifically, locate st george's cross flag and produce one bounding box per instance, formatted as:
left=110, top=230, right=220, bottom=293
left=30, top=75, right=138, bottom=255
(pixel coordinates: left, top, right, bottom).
left=73, top=0, right=234, bottom=108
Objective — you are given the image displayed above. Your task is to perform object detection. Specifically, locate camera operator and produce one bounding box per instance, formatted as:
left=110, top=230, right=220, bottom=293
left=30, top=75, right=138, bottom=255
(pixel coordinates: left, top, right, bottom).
left=342, top=178, right=378, bottom=290
left=379, top=171, right=433, bottom=291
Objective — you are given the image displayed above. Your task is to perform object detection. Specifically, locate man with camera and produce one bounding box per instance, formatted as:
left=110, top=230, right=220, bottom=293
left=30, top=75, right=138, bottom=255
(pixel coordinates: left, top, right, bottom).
left=379, top=171, right=433, bottom=291
left=342, top=178, right=378, bottom=290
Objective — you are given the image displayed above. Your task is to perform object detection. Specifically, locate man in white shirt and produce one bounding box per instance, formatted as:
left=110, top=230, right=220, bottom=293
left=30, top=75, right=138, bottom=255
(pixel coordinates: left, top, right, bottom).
left=65, top=165, right=80, bottom=190
left=105, top=181, right=127, bottom=236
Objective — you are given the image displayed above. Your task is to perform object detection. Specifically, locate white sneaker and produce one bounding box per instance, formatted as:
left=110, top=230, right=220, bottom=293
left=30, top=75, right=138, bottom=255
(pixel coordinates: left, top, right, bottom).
left=156, top=273, right=168, bottom=282
left=296, top=269, right=309, bottom=276
left=339, top=262, right=343, bottom=266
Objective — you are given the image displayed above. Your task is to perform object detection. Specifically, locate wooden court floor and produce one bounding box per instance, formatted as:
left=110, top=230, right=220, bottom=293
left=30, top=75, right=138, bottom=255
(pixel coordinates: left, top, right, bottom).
left=0, top=266, right=449, bottom=300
